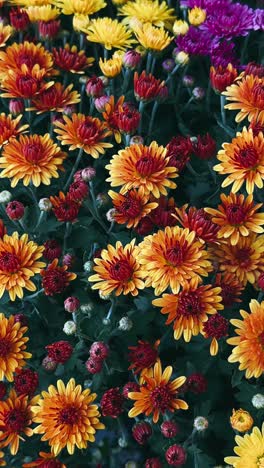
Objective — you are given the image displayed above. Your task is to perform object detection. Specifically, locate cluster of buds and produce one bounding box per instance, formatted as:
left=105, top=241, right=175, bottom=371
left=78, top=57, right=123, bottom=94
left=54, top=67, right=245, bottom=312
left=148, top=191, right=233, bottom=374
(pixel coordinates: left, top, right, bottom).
left=85, top=341, right=109, bottom=375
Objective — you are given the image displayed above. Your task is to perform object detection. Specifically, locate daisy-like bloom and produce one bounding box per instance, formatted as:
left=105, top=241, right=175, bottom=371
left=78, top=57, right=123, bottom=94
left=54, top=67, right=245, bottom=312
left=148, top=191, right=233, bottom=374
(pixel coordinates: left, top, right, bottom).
left=174, top=205, right=220, bottom=244
left=106, top=141, right=178, bottom=198
left=0, top=23, right=13, bottom=49
left=40, top=259, right=76, bottom=296
left=128, top=340, right=160, bottom=374
left=102, top=95, right=125, bottom=143
left=133, top=23, right=173, bottom=52
left=53, top=0, right=106, bottom=15
left=153, top=278, right=223, bottom=342
left=227, top=300, right=264, bottom=379
left=0, top=313, right=31, bottom=381
left=108, top=189, right=158, bottom=228
left=230, top=409, right=254, bottom=433
left=0, top=113, right=28, bottom=148
left=0, top=232, right=45, bottom=301
left=86, top=18, right=135, bottom=51
left=205, top=193, right=264, bottom=245
left=223, top=74, right=264, bottom=123
left=23, top=452, right=66, bottom=467
left=32, top=378, right=104, bottom=455
left=29, top=83, right=80, bottom=114
left=52, top=44, right=94, bottom=74
left=138, top=226, right=212, bottom=295
left=0, top=41, right=54, bottom=80
left=99, top=54, right=123, bottom=78
left=202, top=313, right=228, bottom=355
left=128, top=360, right=188, bottom=423
left=225, top=423, right=264, bottom=467
left=119, top=0, right=175, bottom=28
left=50, top=191, right=81, bottom=222
left=0, top=133, right=66, bottom=187
left=54, top=113, right=113, bottom=158
left=214, top=272, right=243, bottom=307
left=0, top=65, right=54, bottom=100
left=214, top=234, right=264, bottom=286
left=214, top=128, right=264, bottom=195
left=0, top=389, right=37, bottom=455
left=89, top=240, right=145, bottom=296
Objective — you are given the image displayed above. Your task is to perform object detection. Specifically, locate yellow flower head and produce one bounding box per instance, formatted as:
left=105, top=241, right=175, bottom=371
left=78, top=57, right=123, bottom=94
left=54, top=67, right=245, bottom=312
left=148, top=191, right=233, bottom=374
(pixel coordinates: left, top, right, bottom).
left=99, top=54, right=123, bottom=78
left=26, top=5, right=60, bottom=21
left=86, top=17, right=135, bottom=50
left=0, top=23, right=13, bottom=48
left=173, top=19, right=189, bottom=36
left=225, top=423, right=264, bottom=466
left=230, top=409, right=254, bottom=433
left=133, top=23, right=173, bottom=52
left=72, top=14, right=90, bottom=32
left=9, top=0, right=51, bottom=5
left=119, top=0, right=176, bottom=28
left=53, top=0, right=106, bottom=15
left=188, top=7, right=206, bottom=26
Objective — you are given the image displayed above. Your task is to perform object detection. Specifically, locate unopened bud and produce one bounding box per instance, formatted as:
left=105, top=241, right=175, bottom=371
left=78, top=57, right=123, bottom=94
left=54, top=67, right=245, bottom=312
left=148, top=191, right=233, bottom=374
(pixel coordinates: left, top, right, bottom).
left=106, top=208, right=116, bottom=222
left=63, top=320, right=77, bottom=335
left=192, top=87, right=205, bottom=100
left=38, top=198, right=52, bottom=212
left=9, top=99, right=24, bottom=115
left=81, top=167, right=96, bottom=181
left=118, top=316, right=133, bottom=331
left=252, top=394, right=264, bottom=409
left=84, top=260, right=94, bottom=272
left=130, top=135, right=144, bottom=146
left=0, top=191, right=12, bottom=204
left=80, top=303, right=94, bottom=313
left=118, top=437, right=128, bottom=448
left=194, top=416, right=208, bottom=432
left=64, top=296, right=80, bottom=313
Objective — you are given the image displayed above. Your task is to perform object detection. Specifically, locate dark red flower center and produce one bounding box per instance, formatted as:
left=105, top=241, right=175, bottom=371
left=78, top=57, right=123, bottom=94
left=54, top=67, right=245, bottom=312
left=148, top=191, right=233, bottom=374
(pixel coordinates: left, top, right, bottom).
left=77, top=119, right=100, bottom=144
left=43, top=269, right=68, bottom=294
left=58, top=405, right=79, bottom=425
left=17, top=53, right=35, bottom=69
left=165, top=242, right=185, bottom=266
left=109, top=259, right=133, bottom=282
left=177, top=291, right=201, bottom=316
left=119, top=195, right=142, bottom=217
left=236, top=247, right=252, bottom=267
left=136, top=154, right=156, bottom=176
left=236, top=144, right=259, bottom=168
left=252, top=83, right=264, bottom=106
left=40, top=460, right=62, bottom=468
left=0, top=252, right=20, bottom=272
left=16, top=75, right=37, bottom=97
left=23, top=142, right=42, bottom=164
left=150, top=384, right=173, bottom=412
left=226, top=203, right=246, bottom=224
left=203, top=314, right=228, bottom=339
left=5, top=408, right=27, bottom=432
left=0, top=338, right=11, bottom=357
left=258, top=332, right=264, bottom=347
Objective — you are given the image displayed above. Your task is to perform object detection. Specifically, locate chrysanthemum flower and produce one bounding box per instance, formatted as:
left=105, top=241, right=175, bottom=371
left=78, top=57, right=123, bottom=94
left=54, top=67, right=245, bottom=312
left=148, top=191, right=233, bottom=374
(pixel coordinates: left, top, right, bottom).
left=214, top=272, right=243, bottom=307
left=223, top=74, right=264, bottom=123
left=138, top=226, right=212, bottom=295
left=25, top=4, right=59, bottom=21
left=225, top=423, right=264, bottom=466
left=86, top=18, right=135, bottom=50
left=0, top=64, right=54, bottom=99
left=0, top=133, right=66, bottom=187
left=106, top=141, right=178, bottom=198
left=29, top=83, right=80, bottom=114
left=213, top=234, right=264, bottom=286
left=205, top=193, right=264, bottom=245
left=202, top=313, right=228, bottom=355
left=102, top=95, right=125, bottom=143
left=52, top=44, right=94, bottom=74
left=0, top=232, right=45, bottom=301
left=40, top=259, right=76, bottom=296
left=99, top=54, right=123, bottom=78
left=128, top=340, right=160, bottom=374
left=0, top=113, right=28, bottom=147
left=0, top=313, right=32, bottom=381
left=133, top=23, right=173, bottom=52
left=230, top=408, right=254, bottom=433
left=89, top=240, right=145, bottom=296
left=166, top=135, right=193, bottom=172
left=134, top=71, right=166, bottom=102
left=150, top=196, right=177, bottom=228
left=0, top=389, right=37, bottom=455
left=50, top=191, right=81, bottom=222
left=227, top=300, right=264, bottom=379
left=0, top=23, right=13, bottom=49
left=0, top=41, right=54, bottom=80
left=32, top=378, right=104, bottom=455
left=109, top=189, right=158, bottom=228
left=53, top=0, right=106, bottom=16
left=153, top=279, right=223, bottom=342
left=38, top=18, right=61, bottom=39
left=214, top=128, right=264, bottom=195
left=54, top=113, right=112, bottom=157
left=45, top=340, right=73, bottom=363
left=114, top=102, right=141, bottom=135
left=23, top=452, right=66, bottom=468
left=188, top=6, right=206, bottom=26
left=210, top=63, right=238, bottom=94
left=10, top=8, right=30, bottom=31
left=119, top=0, right=175, bottom=28
left=174, top=205, right=220, bottom=244
left=128, top=360, right=188, bottom=423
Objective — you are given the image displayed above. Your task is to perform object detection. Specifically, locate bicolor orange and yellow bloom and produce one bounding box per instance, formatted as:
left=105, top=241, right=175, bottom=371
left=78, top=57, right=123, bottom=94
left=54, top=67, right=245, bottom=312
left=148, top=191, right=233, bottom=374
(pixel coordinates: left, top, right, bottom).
left=109, top=189, right=158, bottom=228
left=0, top=113, right=28, bottom=147
left=23, top=452, right=66, bottom=467
left=223, top=74, right=264, bottom=123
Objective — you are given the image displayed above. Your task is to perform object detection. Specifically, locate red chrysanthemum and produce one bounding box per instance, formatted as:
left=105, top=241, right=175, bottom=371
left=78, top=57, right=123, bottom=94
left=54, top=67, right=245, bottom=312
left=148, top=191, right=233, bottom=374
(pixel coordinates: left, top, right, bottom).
left=52, top=44, right=94, bottom=74
left=43, top=240, right=62, bottom=262
left=185, top=373, right=207, bottom=394
left=9, top=8, right=30, bottom=31
left=90, top=341, right=109, bottom=361
left=39, top=19, right=61, bottom=39
left=214, top=272, right=243, bottom=307
left=134, top=71, right=166, bottom=102
left=210, top=63, right=238, bottom=93
left=86, top=76, right=105, bottom=97
left=244, top=62, right=264, bottom=78
left=100, top=388, right=124, bottom=418
left=114, top=103, right=141, bottom=134
left=150, top=196, right=178, bottom=228
left=135, top=216, right=154, bottom=236
left=192, top=133, right=217, bottom=160
left=128, top=340, right=159, bottom=374
left=22, top=451, right=66, bottom=468
left=6, top=201, right=24, bottom=220
left=0, top=65, right=53, bottom=100
left=68, top=180, right=88, bottom=201
left=145, top=458, right=162, bottom=468
left=40, top=259, right=76, bottom=296
left=202, top=313, right=229, bottom=356
left=45, top=341, right=73, bottom=364
left=132, top=421, right=152, bottom=445
left=174, top=205, right=220, bottom=243
left=29, top=82, right=80, bottom=114
left=50, top=192, right=81, bottom=222
left=14, top=368, right=39, bottom=396
left=166, top=136, right=193, bottom=171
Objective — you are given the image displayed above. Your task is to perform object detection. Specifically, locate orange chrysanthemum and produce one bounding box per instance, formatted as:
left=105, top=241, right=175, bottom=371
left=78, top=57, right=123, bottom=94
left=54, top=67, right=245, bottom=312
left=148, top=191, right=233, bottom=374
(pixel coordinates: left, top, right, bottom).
left=0, top=113, right=28, bottom=147
left=227, top=299, right=264, bottom=378
left=32, top=378, right=105, bottom=456
left=153, top=278, right=223, bottom=342
left=205, top=193, right=264, bottom=245
left=0, top=41, right=54, bottom=80
left=23, top=452, right=66, bottom=467
left=29, top=82, right=80, bottom=113
left=213, top=234, right=264, bottom=286
left=108, top=189, right=158, bottom=228
left=0, top=232, right=45, bottom=301
left=106, top=141, right=178, bottom=198
left=0, top=64, right=54, bottom=99
left=0, top=313, right=31, bottom=381
left=52, top=44, right=94, bottom=73
left=0, top=390, right=37, bottom=455
left=0, top=133, right=67, bottom=187
left=138, top=226, right=212, bottom=295
left=223, top=74, right=264, bottom=123
left=54, top=113, right=113, bottom=157
left=214, top=272, right=243, bottom=307
left=102, top=95, right=125, bottom=143
left=214, top=128, right=264, bottom=194
left=128, top=360, right=188, bottom=423
left=89, top=239, right=145, bottom=296
left=0, top=23, right=13, bottom=49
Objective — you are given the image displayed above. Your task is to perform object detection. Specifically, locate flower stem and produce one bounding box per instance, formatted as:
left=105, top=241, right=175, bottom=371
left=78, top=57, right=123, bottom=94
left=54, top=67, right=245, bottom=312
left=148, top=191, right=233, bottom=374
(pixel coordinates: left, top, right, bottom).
left=122, top=68, right=131, bottom=94
left=25, top=288, right=44, bottom=301
left=34, top=211, right=45, bottom=231
left=63, top=147, right=84, bottom=191
left=63, top=222, right=71, bottom=254
left=220, top=94, right=226, bottom=126
left=146, top=52, right=152, bottom=74
left=138, top=101, right=145, bottom=135
left=147, top=101, right=159, bottom=141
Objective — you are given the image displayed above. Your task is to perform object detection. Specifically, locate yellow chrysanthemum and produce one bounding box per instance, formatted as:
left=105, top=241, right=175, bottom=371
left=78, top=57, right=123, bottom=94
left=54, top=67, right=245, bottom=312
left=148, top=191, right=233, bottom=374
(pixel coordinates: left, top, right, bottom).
left=72, top=14, right=90, bottom=32
left=53, top=0, right=106, bottom=16
left=0, top=23, right=13, bottom=48
left=138, top=226, right=212, bottom=295
left=119, top=0, right=176, bottom=28
left=0, top=313, right=32, bottom=381
left=32, top=378, right=104, bottom=456
left=188, top=7, right=206, bottom=26
left=225, top=423, right=264, bottom=467
left=228, top=300, right=264, bottom=379
left=86, top=17, right=135, bottom=50
left=0, top=232, right=45, bottom=301
left=133, top=23, right=173, bottom=52
left=25, top=5, right=60, bottom=21
left=173, top=19, right=189, bottom=36
left=9, top=0, right=52, bottom=5
left=99, top=54, right=123, bottom=78
left=230, top=409, right=254, bottom=433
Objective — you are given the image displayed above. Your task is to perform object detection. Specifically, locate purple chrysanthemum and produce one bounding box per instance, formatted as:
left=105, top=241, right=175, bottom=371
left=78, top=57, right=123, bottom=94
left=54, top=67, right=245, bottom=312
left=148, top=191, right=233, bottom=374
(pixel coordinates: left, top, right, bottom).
left=176, top=26, right=213, bottom=56
left=210, top=40, right=239, bottom=68
left=203, top=3, right=255, bottom=39
left=180, top=0, right=231, bottom=9
left=253, top=9, right=264, bottom=31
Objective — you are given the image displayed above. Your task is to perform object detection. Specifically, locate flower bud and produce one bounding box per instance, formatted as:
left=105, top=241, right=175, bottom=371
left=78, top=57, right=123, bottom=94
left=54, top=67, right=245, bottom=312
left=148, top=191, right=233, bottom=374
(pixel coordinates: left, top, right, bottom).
left=63, top=104, right=76, bottom=116
left=165, top=444, right=186, bottom=466
left=0, top=191, right=12, bottom=204
left=130, top=135, right=144, bottom=146
left=42, top=356, right=57, bottom=372
left=106, top=208, right=116, bottom=222
left=64, top=296, right=80, bottom=313
left=85, top=357, right=103, bottom=374
left=118, top=437, right=128, bottom=448
left=6, top=201, right=24, bottom=220
left=63, top=320, right=77, bottom=335
left=81, top=167, right=96, bottom=181
left=62, top=253, right=75, bottom=268
left=252, top=393, right=264, bottom=409
left=86, top=76, right=105, bottom=98
left=132, top=421, right=152, bottom=445
left=145, top=459, right=162, bottom=468
left=194, top=416, right=208, bottom=432
left=96, top=193, right=109, bottom=208
left=173, top=19, right=189, bottom=36
left=182, top=75, right=195, bottom=87
left=84, top=260, right=94, bottom=272
left=38, top=198, right=52, bottom=212
left=118, top=316, right=133, bottom=331
left=162, top=58, right=175, bottom=73
left=192, top=87, right=205, bottom=100
left=230, top=408, right=253, bottom=433
left=72, top=13, right=90, bottom=33
left=10, top=7, right=30, bottom=31
left=125, top=462, right=138, bottom=468
left=99, top=290, right=111, bottom=301
left=38, top=19, right=60, bottom=39
left=90, top=341, right=109, bottom=360
left=9, top=98, right=24, bottom=115
left=188, top=7, right=207, bottom=26
left=175, top=51, right=189, bottom=65
left=14, top=314, right=28, bottom=326
left=80, top=303, right=94, bottom=313
left=94, top=95, right=111, bottom=113
left=123, top=50, right=141, bottom=69
left=161, top=421, right=179, bottom=438
left=122, top=382, right=139, bottom=399
left=102, top=317, right=111, bottom=325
